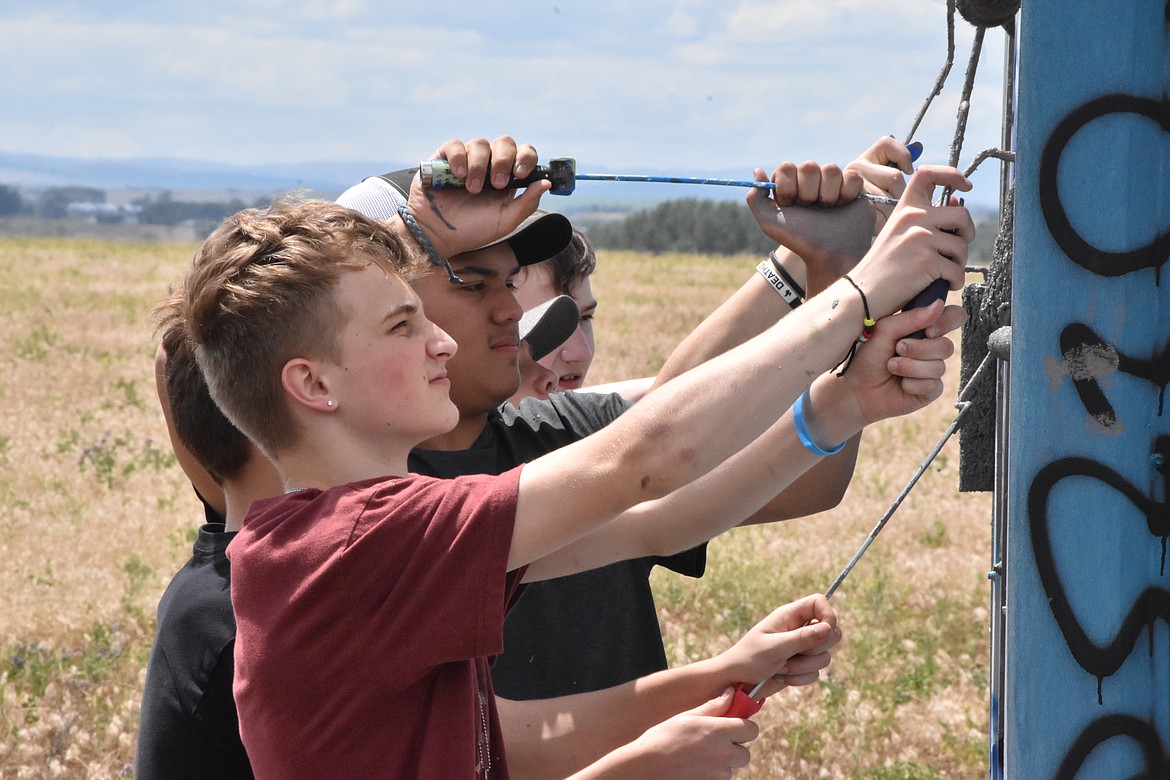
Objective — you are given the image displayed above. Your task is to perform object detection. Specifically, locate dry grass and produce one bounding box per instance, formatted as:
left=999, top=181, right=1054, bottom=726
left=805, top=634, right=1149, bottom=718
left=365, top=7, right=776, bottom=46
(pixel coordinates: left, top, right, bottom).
left=592, top=254, right=992, bottom=779
left=0, top=238, right=196, bottom=777
left=0, top=239, right=991, bottom=778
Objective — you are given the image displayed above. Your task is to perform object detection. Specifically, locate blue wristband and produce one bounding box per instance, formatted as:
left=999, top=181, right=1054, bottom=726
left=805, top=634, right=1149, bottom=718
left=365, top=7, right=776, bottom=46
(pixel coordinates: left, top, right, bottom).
left=793, top=390, right=845, bottom=456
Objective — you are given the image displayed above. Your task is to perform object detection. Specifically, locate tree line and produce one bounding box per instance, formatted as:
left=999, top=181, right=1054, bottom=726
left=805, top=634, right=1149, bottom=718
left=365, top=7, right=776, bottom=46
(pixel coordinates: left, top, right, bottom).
left=583, top=198, right=778, bottom=256
left=0, top=184, right=260, bottom=229
left=583, top=198, right=998, bottom=264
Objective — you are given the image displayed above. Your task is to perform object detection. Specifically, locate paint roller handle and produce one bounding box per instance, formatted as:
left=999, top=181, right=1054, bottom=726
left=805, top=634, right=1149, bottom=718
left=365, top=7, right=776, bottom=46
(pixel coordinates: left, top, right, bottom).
left=899, top=180, right=959, bottom=339
left=900, top=279, right=952, bottom=339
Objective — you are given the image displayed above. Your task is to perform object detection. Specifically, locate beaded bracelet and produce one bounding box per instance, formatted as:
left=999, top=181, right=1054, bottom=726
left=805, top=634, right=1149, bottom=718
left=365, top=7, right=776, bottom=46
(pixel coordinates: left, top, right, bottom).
left=793, top=389, right=846, bottom=456
left=396, top=204, right=463, bottom=284
left=833, top=274, right=877, bottom=376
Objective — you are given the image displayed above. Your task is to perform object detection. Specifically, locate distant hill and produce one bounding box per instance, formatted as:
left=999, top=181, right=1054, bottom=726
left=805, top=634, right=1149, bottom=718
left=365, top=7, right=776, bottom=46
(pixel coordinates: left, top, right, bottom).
left=0, top=151, right=793, bottom=215
left=0, top=151, right=403, bottom=201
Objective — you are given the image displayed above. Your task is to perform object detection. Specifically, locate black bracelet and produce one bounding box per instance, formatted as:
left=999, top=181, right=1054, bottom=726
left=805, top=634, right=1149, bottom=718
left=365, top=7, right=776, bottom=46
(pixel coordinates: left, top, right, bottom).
left=396, top=205, right=462, bottom=284
left=769, top=250, right=806, bottom=300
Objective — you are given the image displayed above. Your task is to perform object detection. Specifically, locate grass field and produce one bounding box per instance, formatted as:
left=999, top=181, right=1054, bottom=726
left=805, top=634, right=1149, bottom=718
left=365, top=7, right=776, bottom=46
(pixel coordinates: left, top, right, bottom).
left=0, top=237, right=992, bottom=778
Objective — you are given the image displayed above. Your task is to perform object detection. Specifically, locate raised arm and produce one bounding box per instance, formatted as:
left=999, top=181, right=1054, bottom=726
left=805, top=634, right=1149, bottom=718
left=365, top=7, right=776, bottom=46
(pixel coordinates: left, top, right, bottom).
left=524, top=298, right=965, bottom=581
left=644, top=137, right=917, bottom=520
left=509, top=165, right=974, bottom=571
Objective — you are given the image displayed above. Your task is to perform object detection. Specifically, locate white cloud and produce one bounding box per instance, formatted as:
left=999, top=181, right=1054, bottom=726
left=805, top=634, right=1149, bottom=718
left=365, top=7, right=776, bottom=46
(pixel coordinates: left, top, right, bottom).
left=0, top=0, right=1010, bottom=205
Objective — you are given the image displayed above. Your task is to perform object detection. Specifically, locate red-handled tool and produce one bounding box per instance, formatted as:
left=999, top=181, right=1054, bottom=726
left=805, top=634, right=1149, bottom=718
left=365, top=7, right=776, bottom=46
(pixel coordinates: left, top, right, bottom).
left=723, top=543, right=858, bottom=718
left=726, top=683, right=768, bottom=718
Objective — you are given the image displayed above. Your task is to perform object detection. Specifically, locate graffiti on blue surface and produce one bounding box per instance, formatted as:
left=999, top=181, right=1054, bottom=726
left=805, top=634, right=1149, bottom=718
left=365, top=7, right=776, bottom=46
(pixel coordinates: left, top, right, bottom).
left=1023, top=4, right=1170, bottom=766
left=1053, top=713, right=1170, bottom=779
left=1039, top=94, right=1170, bottom=282
left=1028, top=436, right=1170, bottom=704
left=1058, top=323, right=1170, bottom=425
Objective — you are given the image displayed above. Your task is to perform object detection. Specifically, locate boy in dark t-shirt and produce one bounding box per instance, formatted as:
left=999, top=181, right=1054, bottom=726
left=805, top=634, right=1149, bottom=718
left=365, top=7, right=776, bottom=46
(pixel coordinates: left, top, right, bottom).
left=136, top=318, right=283, bottom=779
left=338, top=135, right=969, bottom=711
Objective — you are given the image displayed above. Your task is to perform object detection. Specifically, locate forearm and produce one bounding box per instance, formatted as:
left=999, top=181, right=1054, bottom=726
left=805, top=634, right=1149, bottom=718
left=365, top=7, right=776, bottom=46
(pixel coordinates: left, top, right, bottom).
left=645, top=374, right=864, bottom=540
left=524, top=376, right=863, bottom=579
left=740, top=431, right=861, bottom=525
left=500, top=661, right=722, bottom=780
left=514, top=287, right=868, bottom=569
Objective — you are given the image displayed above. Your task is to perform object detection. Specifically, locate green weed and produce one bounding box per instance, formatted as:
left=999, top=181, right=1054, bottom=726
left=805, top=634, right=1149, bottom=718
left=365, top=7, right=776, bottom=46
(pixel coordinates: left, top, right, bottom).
left=15, top=323, right=58, bottom=361
left=919, top=520, right=949, bottom=548
left=121, top=555, right=155, bottom=619
left=76, top=429, right=177, bottom=488
left=859, top=761, right=944, bottom=780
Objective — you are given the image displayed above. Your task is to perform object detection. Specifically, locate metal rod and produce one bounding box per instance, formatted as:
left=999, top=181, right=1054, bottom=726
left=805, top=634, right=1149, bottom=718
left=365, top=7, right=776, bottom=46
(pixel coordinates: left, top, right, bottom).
left=940, top=25, right=987, bottom=206
left=906, top=0, right=958, bottom=144
left=999, top=15, right=1018, bottom=212
left=573, top=173, right=900, bottom=206
left=824, top=355, right=991, bottom=600
left=746, top=351, right=995, bottom=701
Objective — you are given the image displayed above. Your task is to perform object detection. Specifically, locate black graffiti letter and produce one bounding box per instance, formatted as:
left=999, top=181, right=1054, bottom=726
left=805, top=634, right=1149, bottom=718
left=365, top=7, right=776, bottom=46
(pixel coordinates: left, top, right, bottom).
left=1040, top=95, right=1170, bottom=280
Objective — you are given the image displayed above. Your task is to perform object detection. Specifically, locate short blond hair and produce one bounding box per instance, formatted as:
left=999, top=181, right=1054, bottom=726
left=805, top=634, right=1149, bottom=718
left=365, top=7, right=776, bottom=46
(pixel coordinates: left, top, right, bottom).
left=177, top=197, right=427, bottom=457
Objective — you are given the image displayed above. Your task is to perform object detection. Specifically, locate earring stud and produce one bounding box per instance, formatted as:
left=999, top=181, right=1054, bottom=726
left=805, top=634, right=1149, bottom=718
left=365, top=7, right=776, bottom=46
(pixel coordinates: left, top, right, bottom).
left=326, top=400, right=335, bottom=408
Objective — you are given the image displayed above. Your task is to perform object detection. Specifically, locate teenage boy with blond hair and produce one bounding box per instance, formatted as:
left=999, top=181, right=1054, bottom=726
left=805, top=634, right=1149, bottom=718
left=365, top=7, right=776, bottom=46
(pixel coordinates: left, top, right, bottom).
left=178, top=138, right=971, bottom=777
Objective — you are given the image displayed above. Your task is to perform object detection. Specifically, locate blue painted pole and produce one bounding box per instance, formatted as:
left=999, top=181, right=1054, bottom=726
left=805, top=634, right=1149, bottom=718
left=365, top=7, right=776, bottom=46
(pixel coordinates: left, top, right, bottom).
left=1006, top=0, right=1170, bottom=776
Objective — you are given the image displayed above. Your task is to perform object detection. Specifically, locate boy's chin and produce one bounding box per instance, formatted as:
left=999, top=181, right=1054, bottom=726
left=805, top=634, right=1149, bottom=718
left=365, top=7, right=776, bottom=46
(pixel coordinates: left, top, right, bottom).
left=436, top=402, right=461, bottom=432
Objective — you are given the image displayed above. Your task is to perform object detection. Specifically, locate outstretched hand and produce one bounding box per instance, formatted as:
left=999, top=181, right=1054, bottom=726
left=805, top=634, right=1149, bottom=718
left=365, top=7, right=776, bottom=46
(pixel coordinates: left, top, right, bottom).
left=845, top=165, right=974, bottom=320
left=709, top=594, right=841, bottom=702
left=407, top=135, right=548, bottom=259
left=748, top=137, right=921, bottom=295
left=592, top=691, right=760, bottom=779
left=746, top=162, right=874, bottom=277
left=847, top=135, right=916, bottom=236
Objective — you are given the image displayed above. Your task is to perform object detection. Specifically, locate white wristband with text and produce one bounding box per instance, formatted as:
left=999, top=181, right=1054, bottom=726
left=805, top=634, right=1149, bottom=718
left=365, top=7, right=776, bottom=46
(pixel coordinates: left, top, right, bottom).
left=755, top=259, right=803, bottom=308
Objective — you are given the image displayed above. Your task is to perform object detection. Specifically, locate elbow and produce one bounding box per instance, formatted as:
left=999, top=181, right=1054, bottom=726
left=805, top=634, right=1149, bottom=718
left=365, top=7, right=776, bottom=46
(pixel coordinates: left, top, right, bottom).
left=816, top=483, right=849, bottom=513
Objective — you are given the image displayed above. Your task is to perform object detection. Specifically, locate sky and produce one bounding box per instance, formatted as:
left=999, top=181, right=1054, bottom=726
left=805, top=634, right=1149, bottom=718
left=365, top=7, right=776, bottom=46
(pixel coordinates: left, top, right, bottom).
left=1, top=1, right=1012, bottom=208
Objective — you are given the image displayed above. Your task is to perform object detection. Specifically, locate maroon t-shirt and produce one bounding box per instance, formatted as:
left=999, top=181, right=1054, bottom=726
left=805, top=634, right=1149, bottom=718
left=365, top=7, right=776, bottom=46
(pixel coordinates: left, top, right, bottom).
left=229, top=468, right=524, bottom=779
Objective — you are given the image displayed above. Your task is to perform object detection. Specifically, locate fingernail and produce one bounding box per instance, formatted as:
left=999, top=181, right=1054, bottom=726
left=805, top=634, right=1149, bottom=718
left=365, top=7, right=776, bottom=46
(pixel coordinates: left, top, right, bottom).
left=514, top=163, right=527, bottom=177
left=494, top=172, right=507, bottom=188
left=907, top=141, right=924, bottom=162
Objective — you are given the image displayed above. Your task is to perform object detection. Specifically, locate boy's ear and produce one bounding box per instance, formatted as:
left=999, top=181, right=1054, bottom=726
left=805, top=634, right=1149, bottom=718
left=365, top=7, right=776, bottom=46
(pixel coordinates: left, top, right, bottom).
left=281, top=358, right=336, bottom=412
